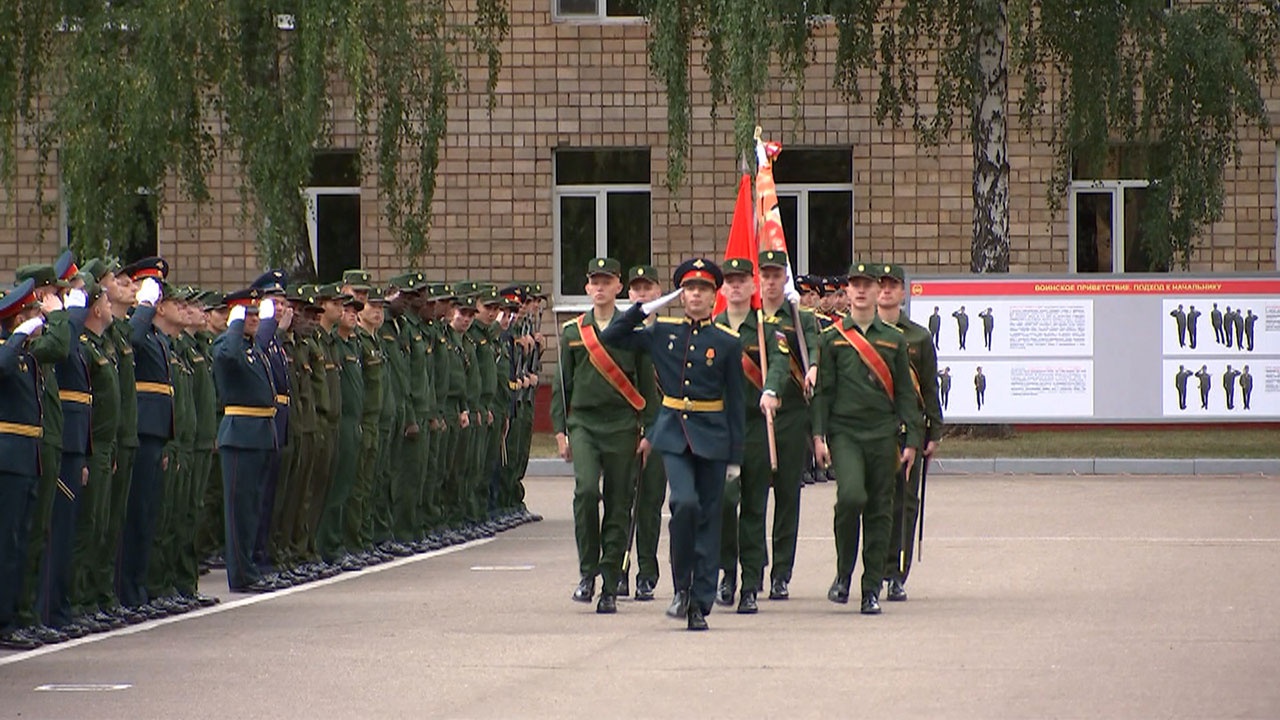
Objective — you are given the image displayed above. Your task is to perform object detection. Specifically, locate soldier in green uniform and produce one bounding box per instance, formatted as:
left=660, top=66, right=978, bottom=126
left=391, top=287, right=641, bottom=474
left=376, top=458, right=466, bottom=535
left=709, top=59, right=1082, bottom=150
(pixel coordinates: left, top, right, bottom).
left=67, top=265, right=128, bottom=630
left=876, top=264, right=942, bottom=602
left=270, top=285, right=314, bottom=580
left=185, top=290, right=222, bottom=603
left=386, top=274, right=431, bottom=549
left=552, top=258, right=644, bottom=614
left=415, top=284, right=454, bottom=547
left=103, top=265, right=145, bottom=625
left=145, top=284, right=197, bottom=615
left=344, top=276, right=386, bottom=563
left=468, top=287, right=502, bottom=534
left=445, top=286, right=482, bottom=539
left=196, top=294, right=228, bottom=573
left=490, top=287, right=523, bottom=527
left=713, top=258, right=788, bottom=614
left=317, top=288, right=362, bottom=570
left=755, top=250, right=822, bottom=600
left=373, top=286, right=413, bottom=556
left=813, top=263, right=922, bottom=615
left=623, top=265, right=666, bottom=601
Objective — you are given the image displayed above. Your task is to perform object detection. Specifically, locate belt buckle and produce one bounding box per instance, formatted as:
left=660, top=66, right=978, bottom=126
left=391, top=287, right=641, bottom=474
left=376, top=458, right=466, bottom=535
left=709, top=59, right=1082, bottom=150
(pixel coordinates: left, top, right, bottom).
left=683, top=398, right=694, bottom=411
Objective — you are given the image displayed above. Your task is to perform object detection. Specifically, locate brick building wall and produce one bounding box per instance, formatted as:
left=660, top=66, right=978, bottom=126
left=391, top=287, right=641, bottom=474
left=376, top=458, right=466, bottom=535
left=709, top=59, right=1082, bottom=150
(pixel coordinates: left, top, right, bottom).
left=2, top=2, right=1277, bottom=292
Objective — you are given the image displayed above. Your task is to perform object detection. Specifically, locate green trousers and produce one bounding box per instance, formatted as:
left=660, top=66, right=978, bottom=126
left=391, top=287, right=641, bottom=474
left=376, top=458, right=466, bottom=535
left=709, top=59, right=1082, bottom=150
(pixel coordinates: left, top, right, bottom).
left=830, top=433, right=898, bottom=595
left=720, top=416, right=770, bottom=591
left=269, top=438, right=297, bottom=564
left=418, top=423, right=444, bottom=535
left=370, top=416, right=400, bottom=545
left=886, top=451, right=925, bottom=583
left=71, top=441, right=115, bottom=615
left=17, top=441, right=61, bottom=626
left=317, top=419, right=361, bottom=559
left=147, top=445, right=192, bottom=599
left=195, top=449, right=223, bottom=562
left=276, top=429, right=313, bottom=564
left=104, top=445, right=136, bottom=609
left=301, top=425, right=336, bottom=561
left=568, top=424, right=637, bottom=590
left=769, top=409, right=810, bottom=584
left=632, top=450, right=666, bottom=583
left=345, top=423, right=379, bottom=550
left=177, top=450, right=211, bottom=595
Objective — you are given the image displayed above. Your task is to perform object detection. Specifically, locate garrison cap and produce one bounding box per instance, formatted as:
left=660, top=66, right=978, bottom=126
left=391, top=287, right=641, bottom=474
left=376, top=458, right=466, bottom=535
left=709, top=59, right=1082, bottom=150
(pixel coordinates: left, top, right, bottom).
left=454, top=294, right=481, bottom=311
left=847, top=263, right=877, bottom=281
left=123, top=256, right=169, bottom=281
left=15, top=264, right=63, bottom=289
left=426, top=283, right=456, bottom=301
left=200, top=291, right=226, bottom=310
left=758, top=249, right=789, bottom=270
left=673, top=258, right=723, bottom=289
left=477, top=287, right=502, bottom=306
left=452, top=281, right=481, bottom=297
left=342, top=295, right=364, bottom=312
left=587, top=258, right=622, bottom=278
left=82, top=259, right=110, bottom=282
left=722, top=258, right=754, bottom=277
left=627, top=265, right=659, bottom=285
left=82, top=277, right=106, bottom=304
left=0, top=279, right=38, bottom=320
left=342, top=269, right=373, bottom=291
left=877, top=263, right=906, bottom=283
left=388, top=272, right=427, bottom=292
left=315, top=282, right=350, bottom=302
left=364, top=286, right=387, bottom=304
left=55, top=250, right=79, bottom=282
left=530, top=282, right=547, bottom=299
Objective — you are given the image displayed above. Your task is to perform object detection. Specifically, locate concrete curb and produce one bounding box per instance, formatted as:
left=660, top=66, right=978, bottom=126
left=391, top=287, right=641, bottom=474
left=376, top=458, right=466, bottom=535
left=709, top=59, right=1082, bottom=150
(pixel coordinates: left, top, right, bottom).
left=526, top=457, right=1280, bottom=477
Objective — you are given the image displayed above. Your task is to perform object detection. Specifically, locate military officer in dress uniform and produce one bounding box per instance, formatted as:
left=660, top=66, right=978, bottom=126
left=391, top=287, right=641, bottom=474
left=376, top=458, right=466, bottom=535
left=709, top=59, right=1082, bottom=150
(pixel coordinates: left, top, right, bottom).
left=248, top=270, right=291, bottom=574
left=876, top=264, right=943, bottom=602
left=0, top=281, right=49, bottom=650
left=552, top=258, right=644, bottom=614
left=116, top=257, right=177, bottom=615
left=213, top=290, right=282, bottom=592
left=600, top=258, right=745, bottom=631
left=813, top=263, right=923, bottom=615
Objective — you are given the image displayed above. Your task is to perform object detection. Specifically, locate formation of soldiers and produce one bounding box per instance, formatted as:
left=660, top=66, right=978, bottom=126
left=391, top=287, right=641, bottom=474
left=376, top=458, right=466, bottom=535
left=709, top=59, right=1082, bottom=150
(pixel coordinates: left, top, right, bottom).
left=555, top=253, right=943, bottom=630
left=0, top=252, right=544, bottom=651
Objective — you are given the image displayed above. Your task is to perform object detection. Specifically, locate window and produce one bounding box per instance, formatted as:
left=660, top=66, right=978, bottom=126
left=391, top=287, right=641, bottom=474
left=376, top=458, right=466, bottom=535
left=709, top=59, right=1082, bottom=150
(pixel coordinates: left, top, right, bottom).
left=63, top=189, right=158, bottom=265
left=554, top=0, right=643, bottom=22
left=1069, top=145, right=1161, bottom=273
left=773, top=147, right=854, bottom=277
left=553, top=148, right=651, bottom=303
left=304, top=151, right=361, bottom=283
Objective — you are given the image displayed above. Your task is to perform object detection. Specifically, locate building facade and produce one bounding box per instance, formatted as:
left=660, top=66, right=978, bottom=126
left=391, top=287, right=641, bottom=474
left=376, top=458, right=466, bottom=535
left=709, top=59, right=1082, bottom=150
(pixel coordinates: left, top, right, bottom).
left=2, top=1, right=1278, bottom=309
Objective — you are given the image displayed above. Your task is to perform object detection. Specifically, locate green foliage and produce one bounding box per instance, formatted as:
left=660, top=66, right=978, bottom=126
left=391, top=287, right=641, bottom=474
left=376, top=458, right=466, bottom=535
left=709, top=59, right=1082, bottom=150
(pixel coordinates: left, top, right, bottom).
left=0, top=0, right=509, bottom=270
left=643, top=0, right=1278, bottom=268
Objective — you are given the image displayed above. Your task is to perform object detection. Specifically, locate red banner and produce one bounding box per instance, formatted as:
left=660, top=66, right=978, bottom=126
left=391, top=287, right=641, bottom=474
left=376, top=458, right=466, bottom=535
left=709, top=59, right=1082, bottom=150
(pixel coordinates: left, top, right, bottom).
left=911, top=277, right=1280, bottom=297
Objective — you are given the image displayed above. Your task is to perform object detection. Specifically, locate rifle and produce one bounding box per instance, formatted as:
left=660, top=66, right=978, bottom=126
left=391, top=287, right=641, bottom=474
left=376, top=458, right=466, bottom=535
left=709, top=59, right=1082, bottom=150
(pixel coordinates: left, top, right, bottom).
left=917, top=452, right=929, bottom=562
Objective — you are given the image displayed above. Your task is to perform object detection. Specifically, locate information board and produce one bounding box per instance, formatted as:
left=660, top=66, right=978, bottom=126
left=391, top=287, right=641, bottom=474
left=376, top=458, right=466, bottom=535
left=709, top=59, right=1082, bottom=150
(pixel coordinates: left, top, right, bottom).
left=907, top=276, right=1280, bottom=422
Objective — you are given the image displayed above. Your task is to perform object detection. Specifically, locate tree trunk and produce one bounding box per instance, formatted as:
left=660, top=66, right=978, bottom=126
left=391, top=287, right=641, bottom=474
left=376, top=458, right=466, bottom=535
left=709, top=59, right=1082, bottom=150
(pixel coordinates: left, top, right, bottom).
left=971, top=0, right=1010, bottom=273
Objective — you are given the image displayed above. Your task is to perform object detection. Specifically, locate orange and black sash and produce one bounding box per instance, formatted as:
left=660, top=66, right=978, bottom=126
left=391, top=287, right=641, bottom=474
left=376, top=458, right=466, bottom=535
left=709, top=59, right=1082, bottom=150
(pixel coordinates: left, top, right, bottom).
left=578, top=315, right=646, bottom=412
left=835, top=322, right=895, bottom=400
left=908, top=366, right=924, bottom=408
left=741, top=352, right=764, bottom=391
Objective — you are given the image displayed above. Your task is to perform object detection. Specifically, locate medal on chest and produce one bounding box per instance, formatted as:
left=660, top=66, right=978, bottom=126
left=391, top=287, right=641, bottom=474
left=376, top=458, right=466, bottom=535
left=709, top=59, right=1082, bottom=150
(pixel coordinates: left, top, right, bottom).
left=705, top=347, right=715, bottom=366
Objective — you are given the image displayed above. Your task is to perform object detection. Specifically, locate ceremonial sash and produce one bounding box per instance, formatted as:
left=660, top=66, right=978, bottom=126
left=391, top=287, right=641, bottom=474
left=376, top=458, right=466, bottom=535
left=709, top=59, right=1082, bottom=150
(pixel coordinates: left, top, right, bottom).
left=835, top=322, right=895, bottom=400
left=742, top=353, right=764, bottom=391
left=908, top=366, right=924, bottom=408
left=578, top=316, right=646, bottom=412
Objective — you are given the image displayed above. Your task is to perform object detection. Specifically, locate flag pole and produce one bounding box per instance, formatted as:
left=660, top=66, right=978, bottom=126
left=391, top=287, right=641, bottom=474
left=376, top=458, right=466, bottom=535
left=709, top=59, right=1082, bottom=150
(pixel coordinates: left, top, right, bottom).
left=748, top=134, right=779, bottom=471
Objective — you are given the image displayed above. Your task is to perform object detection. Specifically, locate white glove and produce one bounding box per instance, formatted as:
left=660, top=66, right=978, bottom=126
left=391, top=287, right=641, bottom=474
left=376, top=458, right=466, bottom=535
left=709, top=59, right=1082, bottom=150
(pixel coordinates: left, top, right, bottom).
left=783, top=284, right=801, bottom=305
left=14, top=316, right=45, bottom=336
left=641, top=287, right=683, bottom=316
left=726, top=464, right=742, bottom=483
left=259, top=298, right=275, bottom=319
left=65, top=288, right=88, bottom=308
left=228, top=305, right=247, bottom=324
left=136, top=278, right=162, bottom=305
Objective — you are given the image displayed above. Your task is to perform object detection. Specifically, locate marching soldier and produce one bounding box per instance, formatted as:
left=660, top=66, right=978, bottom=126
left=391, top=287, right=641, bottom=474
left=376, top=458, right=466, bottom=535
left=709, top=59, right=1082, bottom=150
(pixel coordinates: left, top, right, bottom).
left=876, top=264, right=943, bottom=602
left=552, top=258, right=645, bottom=614
left=0, top=281, right=49, bottom=650
left=600, top=258, right=745, bottom=631
left=756, top=250, right=821, bottom=601
left=713, top=257, right=786, bottom=614
left=813, top=263, right=922, bottom=615
left=623, top=265, right=666, bottom=601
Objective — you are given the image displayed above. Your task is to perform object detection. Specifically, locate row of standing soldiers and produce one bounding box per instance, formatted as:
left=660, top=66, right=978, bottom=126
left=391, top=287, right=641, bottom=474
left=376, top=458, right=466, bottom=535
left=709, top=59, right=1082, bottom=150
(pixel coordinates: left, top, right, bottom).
left=0, top=253, right=543, bottom=651
left=554, top=253, right=944, bottom=630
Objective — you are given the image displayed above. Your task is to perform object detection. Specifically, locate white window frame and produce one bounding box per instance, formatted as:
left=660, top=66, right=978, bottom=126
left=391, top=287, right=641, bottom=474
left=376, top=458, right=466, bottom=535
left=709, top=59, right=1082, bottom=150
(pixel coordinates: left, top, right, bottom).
left=552, top=0, right=645, bottom=24
left=1067, top=179, right=1151, bottom=273
left=60, top=180, right=159, bottom=257
left=552, top=183, right=650, bottom=313
left=775, top=182, right=856, bottom=276
left=303, top=186, right=361, bottom=276
left=1274, top=142, right=1279, bottom=271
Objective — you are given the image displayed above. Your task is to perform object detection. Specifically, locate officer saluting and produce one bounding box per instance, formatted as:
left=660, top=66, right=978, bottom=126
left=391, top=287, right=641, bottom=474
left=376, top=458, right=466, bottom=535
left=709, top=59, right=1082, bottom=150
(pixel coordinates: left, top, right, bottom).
left=600, top=258, right=745, bottom=631
left=212, top=289, right=281, bottom=592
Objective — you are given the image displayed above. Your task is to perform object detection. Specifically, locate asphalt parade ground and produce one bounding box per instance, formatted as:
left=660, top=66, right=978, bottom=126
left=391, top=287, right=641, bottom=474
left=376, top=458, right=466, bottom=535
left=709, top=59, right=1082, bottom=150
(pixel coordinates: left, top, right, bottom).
left=3, top=473, right=1279, bottom=719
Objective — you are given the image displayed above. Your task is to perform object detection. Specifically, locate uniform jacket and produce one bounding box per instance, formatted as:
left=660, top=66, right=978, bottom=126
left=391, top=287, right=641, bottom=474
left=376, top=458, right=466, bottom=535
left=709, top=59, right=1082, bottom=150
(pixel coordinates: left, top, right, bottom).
left=212, top=319, right=278, bottom=451
left=129, top=305, right=174, bottom=441
left=0, top=328, right=44, bottom=477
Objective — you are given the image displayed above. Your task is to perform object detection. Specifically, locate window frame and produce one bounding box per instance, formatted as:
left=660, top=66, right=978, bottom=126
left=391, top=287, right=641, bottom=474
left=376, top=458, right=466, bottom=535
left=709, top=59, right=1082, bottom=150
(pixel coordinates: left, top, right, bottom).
left=774, top=182, right=856, bottom=277
left=1067, top=178, right=1152, bottom=274
left=552, top=182, right=651, bottom=311
left=551, top=0, right=645, bottom=24
left=303, top=185, right=361, bottom=279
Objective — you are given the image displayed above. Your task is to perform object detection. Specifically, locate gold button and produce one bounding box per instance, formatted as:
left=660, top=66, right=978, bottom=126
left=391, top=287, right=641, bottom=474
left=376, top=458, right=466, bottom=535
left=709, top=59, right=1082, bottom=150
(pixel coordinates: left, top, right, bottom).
left=684, top=379, right=690, bottom=385
left=686, top=362, right=692, bottom=368
left=689, top=346, right=695, bottom=351
left=682, top=413, right=688, bottom=419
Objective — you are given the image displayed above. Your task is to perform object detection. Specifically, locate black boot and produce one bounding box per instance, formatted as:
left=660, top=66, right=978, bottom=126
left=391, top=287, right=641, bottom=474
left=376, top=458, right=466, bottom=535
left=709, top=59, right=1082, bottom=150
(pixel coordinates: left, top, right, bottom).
left=886, top=579, right=907, bottom=602
left=596, top=594, right=617, bottom=614
left=715, top=573, right=736, bottom=607
left=860, top=591, right=882, bottom=615
left=572, top=576, right=595, bottom=603
left=736, top=589, right=758, bottom=614
left=687, top=605, right=708, bottom=631
left=666, top=590, right=690, bottom=619
left=828, top=576, right=851, bottom=604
